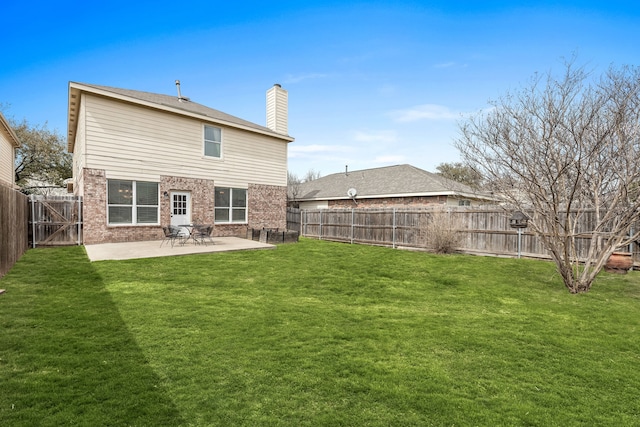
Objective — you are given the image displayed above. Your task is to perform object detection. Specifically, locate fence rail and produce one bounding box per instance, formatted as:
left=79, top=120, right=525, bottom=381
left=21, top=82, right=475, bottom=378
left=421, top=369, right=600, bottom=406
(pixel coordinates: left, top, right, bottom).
left=0, top=185, right=28, bottom=278
left=295, top=207, right=639, bottom=262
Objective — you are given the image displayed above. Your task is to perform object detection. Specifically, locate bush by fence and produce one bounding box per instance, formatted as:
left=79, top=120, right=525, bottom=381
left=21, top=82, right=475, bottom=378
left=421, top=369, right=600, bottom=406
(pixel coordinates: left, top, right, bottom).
left=0, top=185, right=28, bottom=278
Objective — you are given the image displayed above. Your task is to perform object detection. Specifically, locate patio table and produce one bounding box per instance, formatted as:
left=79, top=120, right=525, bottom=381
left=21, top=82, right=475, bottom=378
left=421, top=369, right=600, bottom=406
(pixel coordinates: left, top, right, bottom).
left=178, top=224, right=197, bottom=244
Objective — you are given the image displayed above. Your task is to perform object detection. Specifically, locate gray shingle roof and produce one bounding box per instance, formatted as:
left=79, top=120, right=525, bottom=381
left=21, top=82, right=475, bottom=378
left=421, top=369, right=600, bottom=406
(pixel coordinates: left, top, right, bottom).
left=295, top=164, right=486, bottom=200
left=88, top=83, right=279, bottom=132
left=67, top=81, right=293, bottom=151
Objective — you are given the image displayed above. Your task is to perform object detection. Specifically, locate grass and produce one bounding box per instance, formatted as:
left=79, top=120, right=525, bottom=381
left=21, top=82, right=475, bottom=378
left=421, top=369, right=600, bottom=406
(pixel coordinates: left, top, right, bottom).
left=1, top=238, right=640, bottom=426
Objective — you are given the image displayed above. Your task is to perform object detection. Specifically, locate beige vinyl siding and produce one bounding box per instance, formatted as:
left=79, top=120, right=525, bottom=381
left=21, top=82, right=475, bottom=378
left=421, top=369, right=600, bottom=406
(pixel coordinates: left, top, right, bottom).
left=266, top=85, right=288, bottom=134
left=83, top=95, right=287, bottom=186
left=72, top=98, right=87, bottom=195
left=0, top=134, right=14, bottom=186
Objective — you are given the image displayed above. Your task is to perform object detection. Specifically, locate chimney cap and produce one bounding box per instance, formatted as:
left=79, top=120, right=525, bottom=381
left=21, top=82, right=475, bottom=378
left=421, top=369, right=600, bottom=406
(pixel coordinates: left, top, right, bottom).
left=274, top=83, right=282, bottom=88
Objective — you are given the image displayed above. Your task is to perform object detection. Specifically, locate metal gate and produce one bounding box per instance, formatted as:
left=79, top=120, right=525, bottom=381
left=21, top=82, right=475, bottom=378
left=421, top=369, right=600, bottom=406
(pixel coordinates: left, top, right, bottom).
left=29, top=195, right=82, bottom=247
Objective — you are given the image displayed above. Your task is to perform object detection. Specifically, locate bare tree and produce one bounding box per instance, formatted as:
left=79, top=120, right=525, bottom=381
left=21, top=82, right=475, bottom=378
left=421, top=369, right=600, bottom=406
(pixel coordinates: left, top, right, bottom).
left=11, top=118, right=71, bottom=192
left=287, top=171, right=302, bottom=205
left=435, top=161, right=483, bottom=189
left=455, top=60, right=640, bottom=293
left=303, top=169, right=321, bottom=182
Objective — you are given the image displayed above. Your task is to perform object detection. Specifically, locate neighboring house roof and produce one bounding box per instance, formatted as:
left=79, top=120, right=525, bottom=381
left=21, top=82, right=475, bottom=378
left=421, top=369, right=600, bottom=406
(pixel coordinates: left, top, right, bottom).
left=0, top=112, right=21, bottom=148
left=67, top=82, right=294, bottom=152
left=294, top=164, right=492, bottom=201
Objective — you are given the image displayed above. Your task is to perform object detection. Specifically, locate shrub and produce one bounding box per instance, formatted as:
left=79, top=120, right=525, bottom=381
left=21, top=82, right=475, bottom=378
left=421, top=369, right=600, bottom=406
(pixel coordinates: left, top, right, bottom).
left=424, top=207, right=463, bottom=253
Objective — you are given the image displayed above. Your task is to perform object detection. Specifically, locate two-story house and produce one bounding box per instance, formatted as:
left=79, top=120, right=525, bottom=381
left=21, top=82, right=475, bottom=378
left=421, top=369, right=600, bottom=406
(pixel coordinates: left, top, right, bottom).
left=67, top=82, right=294, bottom=244
left=0, top=112, right=20, bottom=188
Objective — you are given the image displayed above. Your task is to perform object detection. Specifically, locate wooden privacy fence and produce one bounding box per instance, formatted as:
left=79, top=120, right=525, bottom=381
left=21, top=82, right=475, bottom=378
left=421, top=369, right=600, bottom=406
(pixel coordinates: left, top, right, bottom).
left=0, top=185, right=29, bottom=278
left=297, top=207, right=639, bottom=262
left=286, top=207, right=301, bottom=233
left=29, top=195, right=83, bottom=247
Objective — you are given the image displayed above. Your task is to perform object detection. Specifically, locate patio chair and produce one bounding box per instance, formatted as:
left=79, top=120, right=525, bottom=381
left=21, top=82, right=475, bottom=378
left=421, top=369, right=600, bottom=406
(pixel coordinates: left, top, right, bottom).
left=161, top=225, right=184, bottom=247
left=193, top=224, right=214, bottom=245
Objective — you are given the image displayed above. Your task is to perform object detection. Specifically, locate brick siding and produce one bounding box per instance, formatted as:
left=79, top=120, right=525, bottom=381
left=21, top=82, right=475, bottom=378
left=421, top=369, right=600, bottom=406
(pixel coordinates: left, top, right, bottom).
left=159, top=175, right=216, bottom=227
left=328, top=195, right=449, bottom=209
left=248, top=183, right=287, bottom=230
left=81, top=168, right=287, bottom=244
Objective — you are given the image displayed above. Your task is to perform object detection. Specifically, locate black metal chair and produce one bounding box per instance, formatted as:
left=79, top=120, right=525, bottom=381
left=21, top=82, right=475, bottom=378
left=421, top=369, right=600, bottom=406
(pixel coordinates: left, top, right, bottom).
left=193, top=224, right=214, bottom=245
left=161, top=226, right=183, bottom=247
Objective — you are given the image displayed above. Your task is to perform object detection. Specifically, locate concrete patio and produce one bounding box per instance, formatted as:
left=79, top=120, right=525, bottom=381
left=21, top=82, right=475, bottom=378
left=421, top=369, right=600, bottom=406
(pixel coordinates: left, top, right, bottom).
left=84, top=237, right=275, bottom=261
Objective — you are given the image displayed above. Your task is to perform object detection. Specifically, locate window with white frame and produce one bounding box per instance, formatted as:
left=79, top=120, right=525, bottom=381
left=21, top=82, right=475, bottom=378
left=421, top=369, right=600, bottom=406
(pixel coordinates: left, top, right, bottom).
left=107, top=180, right=159, bottom=225
left=215, top=187, right=247, bottom=223
left=204, top=125, right=221, bottom=158
left=458, top=199, right=471, bottom=206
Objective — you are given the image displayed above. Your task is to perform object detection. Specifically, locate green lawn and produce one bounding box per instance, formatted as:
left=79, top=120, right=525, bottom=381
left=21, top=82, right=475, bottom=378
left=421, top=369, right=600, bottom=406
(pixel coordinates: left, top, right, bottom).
left=1, top=238, right=640, bottom=426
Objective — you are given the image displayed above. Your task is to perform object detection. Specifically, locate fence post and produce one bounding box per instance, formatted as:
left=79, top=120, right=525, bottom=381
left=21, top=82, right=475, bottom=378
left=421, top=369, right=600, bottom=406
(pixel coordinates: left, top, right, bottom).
left=351, top=208, right=355, bottom=244
left=77, top=196, right=82, bottom=245
left=392, top=208, right=396, bottom=249
left=30, top=196, right=36, bottom=248
left=319, top=210, right=322, bottom=240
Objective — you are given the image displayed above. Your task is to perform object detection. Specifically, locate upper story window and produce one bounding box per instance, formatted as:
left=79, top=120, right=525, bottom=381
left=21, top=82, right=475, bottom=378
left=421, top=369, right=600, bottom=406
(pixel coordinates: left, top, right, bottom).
left=204, top=125, right=221, bottom=158
left=458, top=199, right=471, bottom=206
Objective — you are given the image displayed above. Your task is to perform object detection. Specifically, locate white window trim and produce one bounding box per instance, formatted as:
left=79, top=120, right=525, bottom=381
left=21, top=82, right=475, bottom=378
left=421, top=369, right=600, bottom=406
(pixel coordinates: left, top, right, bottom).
left=203, top=124, right=223, bottom=159
left=215, top=187, right=248, bottom=224
left=107, top=180, right=160, bottom=226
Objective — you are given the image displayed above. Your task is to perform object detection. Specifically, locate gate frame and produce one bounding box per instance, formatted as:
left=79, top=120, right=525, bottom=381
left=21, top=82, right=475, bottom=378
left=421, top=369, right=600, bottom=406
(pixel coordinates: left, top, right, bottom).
left=29, top=195, right=83, bottom=248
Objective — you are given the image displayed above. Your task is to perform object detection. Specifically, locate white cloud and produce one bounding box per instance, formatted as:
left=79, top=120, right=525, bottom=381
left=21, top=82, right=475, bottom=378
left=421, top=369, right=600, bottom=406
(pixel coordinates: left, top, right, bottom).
left=378, top=84, right=397, bottom=96
left=352, top=130, right=397, bottom=143
left=283, top=73, right=329, bottom=84
left=373, top=155, right=406, bottom=164
left=288, top=144, right=353, bottom=158
left=389, top=104, right=461, bottom=122
left=434, top=62, right=468, bottom=69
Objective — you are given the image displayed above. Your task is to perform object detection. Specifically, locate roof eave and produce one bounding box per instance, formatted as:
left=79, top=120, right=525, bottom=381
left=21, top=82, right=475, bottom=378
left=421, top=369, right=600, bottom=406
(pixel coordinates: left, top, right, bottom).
left=67, top=84, right=81, bottom=152
left=0, top=112, right=20, bottom=148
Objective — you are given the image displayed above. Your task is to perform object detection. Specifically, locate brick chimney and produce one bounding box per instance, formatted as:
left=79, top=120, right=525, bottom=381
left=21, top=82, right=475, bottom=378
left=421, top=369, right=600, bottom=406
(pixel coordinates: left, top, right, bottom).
left=266, top=84, right=288, bottom=135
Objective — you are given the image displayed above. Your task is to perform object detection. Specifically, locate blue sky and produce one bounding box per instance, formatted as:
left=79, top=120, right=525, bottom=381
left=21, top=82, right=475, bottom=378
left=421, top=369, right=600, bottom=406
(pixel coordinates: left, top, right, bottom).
left=2, top=1, right=639, bottom=177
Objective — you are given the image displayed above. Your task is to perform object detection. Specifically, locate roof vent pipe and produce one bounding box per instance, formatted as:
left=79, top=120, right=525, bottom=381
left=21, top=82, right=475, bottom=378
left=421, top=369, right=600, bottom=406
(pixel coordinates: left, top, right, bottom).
left=345, top=165, right=349, bottom=176
left=175, top=80, right=190, bottom=102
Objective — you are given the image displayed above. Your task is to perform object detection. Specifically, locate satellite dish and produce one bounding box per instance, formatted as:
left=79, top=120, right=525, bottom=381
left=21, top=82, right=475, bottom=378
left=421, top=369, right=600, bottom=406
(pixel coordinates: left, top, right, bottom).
left=347, top=188, right=357, bottom=198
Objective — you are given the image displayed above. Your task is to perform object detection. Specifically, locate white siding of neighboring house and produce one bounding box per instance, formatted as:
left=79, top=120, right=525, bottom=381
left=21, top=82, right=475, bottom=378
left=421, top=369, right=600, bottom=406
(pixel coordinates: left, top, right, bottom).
left=80, top=94, right=288, bottom=187
left=0, top=131, right=15, bottom=186
left=298, top=201, right=329, bottom=210
left=445, top=196, right=477, bottom=207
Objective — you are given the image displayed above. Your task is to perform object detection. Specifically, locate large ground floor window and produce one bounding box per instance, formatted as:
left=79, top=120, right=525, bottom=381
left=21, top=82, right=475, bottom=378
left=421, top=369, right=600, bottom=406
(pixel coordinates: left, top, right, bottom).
left=215, top=187, right=247, bottom=223
left=108, top=179, right=159, bottom=225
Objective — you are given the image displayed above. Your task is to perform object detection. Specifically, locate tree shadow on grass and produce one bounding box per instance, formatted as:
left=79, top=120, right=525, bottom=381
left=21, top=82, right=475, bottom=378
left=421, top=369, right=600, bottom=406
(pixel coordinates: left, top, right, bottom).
left=0, top=247, right=185, bottom=426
